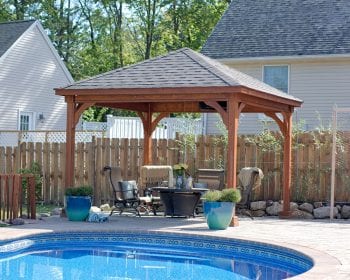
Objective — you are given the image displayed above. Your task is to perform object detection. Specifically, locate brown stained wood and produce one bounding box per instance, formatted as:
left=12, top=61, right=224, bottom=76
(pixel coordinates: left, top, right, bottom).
left=94, top=138, right=102, bottom=204
left=0, top=147, right=5, bottom=173
left=28, top=142, right=34, bottom=167
left=129, top=139, right=138, bottom=180
left=59, top=143, right=66, bottom=203
left=43, top=142, right=50, bottom=203
left=119, top=138, right=128, bottom=179
left=20, top=142, right=26, bottom=170
left=76, top=143, right=84, bottom=186
left=102, top=138, right=110, bottom=202
left=152, top=139, right=157, bottom=164
left=5, top=147, right=12, bottom=173
left=110, top=138, right=117, bottom=167
left=49, top=143, right=56, bottom=202
left=52, top=143, right=59, bottom=203
left=35, top=142, right=43, bottom=171
left=167, top=139, right=176, bottom=166
left=158, top=139, right=167, bottom=165
left=196, top=135, right=205, bottom=168
left=86, top=142, right=94, bottom=193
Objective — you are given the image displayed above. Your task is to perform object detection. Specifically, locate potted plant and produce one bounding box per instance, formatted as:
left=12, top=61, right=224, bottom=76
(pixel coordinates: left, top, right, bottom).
left=173, top=163, right=188, bottom=189
left=65, top=185, right=93, bottom=221
left=202, top=188, right=241, bottom=230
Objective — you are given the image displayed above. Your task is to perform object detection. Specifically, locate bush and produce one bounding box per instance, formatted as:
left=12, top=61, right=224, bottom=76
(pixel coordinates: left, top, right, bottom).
left=19, top=161, right=43, bottom=201
left=65, top=186, right=93, bottom=197
left=203, top=188, right=241, bottom=203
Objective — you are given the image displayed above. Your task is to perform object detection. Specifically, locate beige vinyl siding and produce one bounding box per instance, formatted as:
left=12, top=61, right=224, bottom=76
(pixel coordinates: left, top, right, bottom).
left=205, top=58, right=350, bottom=134
left=0, top=23, right=71, bottom=130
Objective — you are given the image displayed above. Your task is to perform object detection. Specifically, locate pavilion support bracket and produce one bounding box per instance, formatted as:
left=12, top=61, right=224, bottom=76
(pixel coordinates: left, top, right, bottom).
left=137, top=108, right=169, bottom=165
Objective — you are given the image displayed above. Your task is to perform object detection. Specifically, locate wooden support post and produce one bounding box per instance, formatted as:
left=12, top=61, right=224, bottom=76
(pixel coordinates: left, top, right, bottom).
left=65, top=96, right=76, bottom=188
left=279, top=112, right=293, bottom=218
left=227, top=98, right=240, bottom=226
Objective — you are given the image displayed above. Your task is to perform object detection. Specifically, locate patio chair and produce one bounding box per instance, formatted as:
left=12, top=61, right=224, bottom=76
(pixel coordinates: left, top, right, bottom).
left=103, top=166, right=150, bottom=217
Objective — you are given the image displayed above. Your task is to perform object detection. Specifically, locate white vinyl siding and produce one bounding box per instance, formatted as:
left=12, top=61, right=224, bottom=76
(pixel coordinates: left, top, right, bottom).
left=0, top=23, right=72, bottom=130
left=205, top=58, right=350, bottom=134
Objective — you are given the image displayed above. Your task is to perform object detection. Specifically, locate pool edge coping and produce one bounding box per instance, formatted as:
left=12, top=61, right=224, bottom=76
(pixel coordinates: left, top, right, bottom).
left=0, top=227, right=341, bottom=279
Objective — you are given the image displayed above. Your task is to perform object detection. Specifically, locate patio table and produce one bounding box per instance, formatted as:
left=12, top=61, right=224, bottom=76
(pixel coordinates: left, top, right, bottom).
left=153, top=187, right=207, bottom=217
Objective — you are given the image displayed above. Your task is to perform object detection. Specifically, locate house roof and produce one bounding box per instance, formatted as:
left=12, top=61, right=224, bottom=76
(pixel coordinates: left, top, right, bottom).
left=201, top=0, right=350, bottom=59
left=63, top=48, right=301, bottom=103
left=0, top=20, right=35, bottom=57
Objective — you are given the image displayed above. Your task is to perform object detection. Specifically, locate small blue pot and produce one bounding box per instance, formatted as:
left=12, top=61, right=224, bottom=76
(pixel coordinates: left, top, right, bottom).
left=203, top=201, right=235, bottom=230
left=65, top=196, right=92, bottom=221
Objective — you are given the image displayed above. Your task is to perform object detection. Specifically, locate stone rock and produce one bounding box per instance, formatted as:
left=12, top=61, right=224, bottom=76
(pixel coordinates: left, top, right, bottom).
left=0, top=220, right=10, bottom=227
left=341, top=205, right=350, bottom=219
left=336, top=205, right=342, bottom=212
left=290, top=202, right=299, bottom=211
left=299, top=202, right=314, bottom=214
left=90, top=206, right=101, bottom=213
left=314, top=202, right=323, bottom=209
left=20, top=214, right=28, bottom=219
left=250, top=201, right=266, bottom=211
left=251, top=210, right=266, bottom=217
left=313, top=206, right=338, bottom=219
left=336, top=213, right=342, bottom=219
left=266, top=200, right=274, bottom=207
left=100, top=204, right=111, bottom=212
left=40, top=213, right=50, bottom=218
left=11, top=218, right=25, bottom=225
left=266, top=202, right=283, bottom=216
left=51, top=208, right=61, bottom=216
left=290, top=209, right=314, bottom=219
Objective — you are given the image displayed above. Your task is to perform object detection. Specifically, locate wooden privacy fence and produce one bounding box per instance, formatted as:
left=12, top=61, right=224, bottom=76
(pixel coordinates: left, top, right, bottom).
left=0, top=133, right=349, bottom=205
left=0, top=174, right=36, bottom=222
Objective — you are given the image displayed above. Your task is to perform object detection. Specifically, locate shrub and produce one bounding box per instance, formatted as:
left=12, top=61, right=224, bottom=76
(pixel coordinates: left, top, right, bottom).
left=203, top=188, right=241, bottom=203
left=65, top=186, right=93, bottom=197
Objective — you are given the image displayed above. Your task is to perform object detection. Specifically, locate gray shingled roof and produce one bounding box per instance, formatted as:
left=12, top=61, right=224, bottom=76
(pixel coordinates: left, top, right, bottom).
left=201, top=0, right=350, bottom=59
left=65, top=48, right=301, bottom=102
left=0, top=20, right=35, bottom=58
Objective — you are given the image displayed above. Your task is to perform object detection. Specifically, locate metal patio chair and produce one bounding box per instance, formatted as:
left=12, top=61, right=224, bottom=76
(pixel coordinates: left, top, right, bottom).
left=103, top=166, right=149, bottom=216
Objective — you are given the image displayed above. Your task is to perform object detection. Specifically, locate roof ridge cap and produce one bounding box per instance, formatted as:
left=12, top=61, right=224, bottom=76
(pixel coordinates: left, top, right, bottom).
left=182, top=49, right=237, bottom=86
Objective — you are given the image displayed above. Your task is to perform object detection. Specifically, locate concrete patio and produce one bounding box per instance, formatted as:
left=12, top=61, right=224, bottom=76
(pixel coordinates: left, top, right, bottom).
left=0, top=215, right=349, bottom=279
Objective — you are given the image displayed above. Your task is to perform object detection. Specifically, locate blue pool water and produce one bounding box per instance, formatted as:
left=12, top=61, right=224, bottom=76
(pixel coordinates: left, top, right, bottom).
left=0, top=232, right=313, bottom=280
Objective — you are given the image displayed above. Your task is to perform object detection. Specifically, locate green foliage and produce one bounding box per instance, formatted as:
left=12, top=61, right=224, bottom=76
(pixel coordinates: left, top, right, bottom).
left=203, top=188, right=241, bottom=203
left=65, top=186, right=93, bottom=197
left=19, top=162, right=43, bottom=201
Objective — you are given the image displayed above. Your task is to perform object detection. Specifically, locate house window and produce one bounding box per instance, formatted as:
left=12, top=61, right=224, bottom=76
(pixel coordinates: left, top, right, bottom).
left=19, top=112, right=35, bottom=131
left=263, top=65, right=289, bottom=93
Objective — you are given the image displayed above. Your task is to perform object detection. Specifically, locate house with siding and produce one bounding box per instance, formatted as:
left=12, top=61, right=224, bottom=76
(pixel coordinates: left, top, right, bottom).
left=0, top=20, right=73, bottom=131
left=201, top=0, right=350, bottom=134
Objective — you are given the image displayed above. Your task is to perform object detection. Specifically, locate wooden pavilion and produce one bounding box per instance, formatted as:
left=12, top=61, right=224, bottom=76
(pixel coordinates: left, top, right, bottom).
left=56, top=48, right=302, bottom=221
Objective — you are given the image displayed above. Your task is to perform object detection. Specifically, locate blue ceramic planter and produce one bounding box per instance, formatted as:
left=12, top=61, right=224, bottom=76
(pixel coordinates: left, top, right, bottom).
left=65, top=196, right=92, bottom=221
left=203, top=201, right=235, bottom=230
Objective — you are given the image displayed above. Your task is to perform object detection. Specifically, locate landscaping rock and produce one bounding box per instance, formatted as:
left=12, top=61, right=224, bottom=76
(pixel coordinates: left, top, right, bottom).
left=90, top=206, right=101, bottom=212
left=100, top=204, right=111, bottom=212
left=291, top=209, right=314, bottom=219
left=313, top=206, right=338, bottom=219
left=51, top=208, right=61, bottom=216
left=314, top=202, right=323, bottom=208
left=40, top=213, right=50, bottom=218
left=299, top=202, right=314, bottom=214
left=266, top=202, right=283, bottom=216
left=0, top=221, right=10, bottom=227
left=250, top=201, right=266, bottom=211
left=11, top=218, right=25, bottom=225
left=290, top=202, right=299, bottom=211
left=341, top=205, right=350, bottom=219
left=251, top=210, right=266, bottom=217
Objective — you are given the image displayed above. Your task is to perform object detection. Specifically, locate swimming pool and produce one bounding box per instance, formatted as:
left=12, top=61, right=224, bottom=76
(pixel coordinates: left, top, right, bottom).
left=0, top=231, right=313, bottom=280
